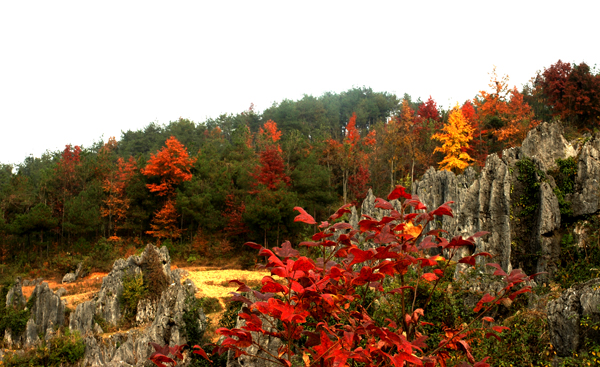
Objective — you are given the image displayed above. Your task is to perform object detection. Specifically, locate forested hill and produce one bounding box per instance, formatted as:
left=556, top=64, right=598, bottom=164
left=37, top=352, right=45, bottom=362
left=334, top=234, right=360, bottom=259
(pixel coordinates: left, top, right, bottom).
left=1, top=60, right=599, bottom=265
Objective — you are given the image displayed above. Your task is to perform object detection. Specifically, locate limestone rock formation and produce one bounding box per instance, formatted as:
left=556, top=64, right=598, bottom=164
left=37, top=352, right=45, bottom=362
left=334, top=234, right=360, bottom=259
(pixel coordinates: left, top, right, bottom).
left=75, top=244, right=206, bottom=367
left=30, top=282, right=65, bottom=338
left=2, top=244, right=206, bottom=367
left=547, top=278, right=600, bottom=357
left=62, top=262, right=85, bottom=284
left=411, top=122, right=600, bottom=279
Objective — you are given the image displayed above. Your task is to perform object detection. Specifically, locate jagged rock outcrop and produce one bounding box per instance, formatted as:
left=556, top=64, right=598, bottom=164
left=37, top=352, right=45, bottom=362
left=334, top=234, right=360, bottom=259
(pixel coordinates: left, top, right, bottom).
left=30, top=281, right=65, bottom=338
left=3, top=279, right=66, bottom=349
left=2, top=244, right=206, bottom=367
left=411, top=122, right=599, bottom=279
left=571, top=134, right=600, bottom=216
left=547, top=278, right=600, bottom=357
left=62, top=262, right=85, bottom=284
left=5, top=277, right=26, bottom=308
left=74, top=244, right=206, bottom=367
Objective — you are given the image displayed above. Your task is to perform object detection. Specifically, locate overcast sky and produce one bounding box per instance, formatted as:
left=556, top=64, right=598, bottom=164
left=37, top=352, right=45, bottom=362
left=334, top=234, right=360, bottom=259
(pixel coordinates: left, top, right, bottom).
left=1, top=1, right=598, bottom=166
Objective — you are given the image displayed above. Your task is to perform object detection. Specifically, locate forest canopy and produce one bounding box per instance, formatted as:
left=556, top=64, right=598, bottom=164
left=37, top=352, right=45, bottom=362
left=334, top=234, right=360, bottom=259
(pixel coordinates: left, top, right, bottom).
left=1, top=60, right=598, bottom=263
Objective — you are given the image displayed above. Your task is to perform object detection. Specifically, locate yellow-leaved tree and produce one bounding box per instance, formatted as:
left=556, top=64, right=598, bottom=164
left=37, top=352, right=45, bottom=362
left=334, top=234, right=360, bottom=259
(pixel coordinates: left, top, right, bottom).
left=432, top=104, right=475, bottom=172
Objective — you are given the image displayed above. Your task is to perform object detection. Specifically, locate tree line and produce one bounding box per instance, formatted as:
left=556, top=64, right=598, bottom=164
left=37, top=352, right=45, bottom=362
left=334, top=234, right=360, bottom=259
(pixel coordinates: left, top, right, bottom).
left=1, top=59, right=598, bottom=262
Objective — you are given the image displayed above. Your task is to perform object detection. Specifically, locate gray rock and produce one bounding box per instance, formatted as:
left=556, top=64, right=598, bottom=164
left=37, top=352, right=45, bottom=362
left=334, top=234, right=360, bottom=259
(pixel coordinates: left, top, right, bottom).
left=83, top=336, right=106, bottom=367
left=78, top=244, right=206, bottom=367
left=135, top=298, right=155, bottom=325
left=520, top=122, right=576, bottom=172
left=70, top=300, right=97, bottom=336
left=547, top=278, right=600, bottom=357
left=56, top=287, right=67, bottom=297
left=30, top=282, right=65, bottom=338
left=410, top=122, right=600, bottom=278
left=75, top=262, right=85, bottom=279
left=5, top=277, right=26, bottom=308
left=571, top=135, right=600, bottom=216
left=24, top=318, right=39, bottom=347
left=62, top=272, right=77, bottom=284
left=95, top=244, right=174, bottom=328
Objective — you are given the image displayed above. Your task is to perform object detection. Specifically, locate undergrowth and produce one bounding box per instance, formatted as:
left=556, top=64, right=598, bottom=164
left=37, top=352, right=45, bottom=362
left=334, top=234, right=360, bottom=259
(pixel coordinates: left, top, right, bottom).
left=2, top=328, right=85, bottom=367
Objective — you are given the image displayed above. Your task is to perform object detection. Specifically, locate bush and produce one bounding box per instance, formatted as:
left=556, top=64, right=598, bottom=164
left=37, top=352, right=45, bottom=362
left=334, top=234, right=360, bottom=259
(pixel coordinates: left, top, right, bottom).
left=3, top=328, right=85, bottom=367
left=120, top=272, right=147, bottom=318
left=0, top=279, right=33, bottom=338
left=200, top=297, right=222, bottom=314
left=555, top=218, right=600, bottom=288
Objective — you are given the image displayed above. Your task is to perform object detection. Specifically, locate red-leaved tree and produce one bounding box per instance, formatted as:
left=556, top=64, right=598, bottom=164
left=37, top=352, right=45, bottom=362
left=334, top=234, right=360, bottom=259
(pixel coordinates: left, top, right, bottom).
left=142, top=136, right=196, bottom=242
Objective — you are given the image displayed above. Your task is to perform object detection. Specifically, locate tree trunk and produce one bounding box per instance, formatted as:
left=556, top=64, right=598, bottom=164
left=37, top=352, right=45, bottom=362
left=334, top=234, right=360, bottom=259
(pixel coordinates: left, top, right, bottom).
left=411, top=158, right=415, bottom=191
left=264, top=228, right=267, bottom=249
left=343, top=169, right=348, bottom=204
left=390, top=159, right=395, bottom=191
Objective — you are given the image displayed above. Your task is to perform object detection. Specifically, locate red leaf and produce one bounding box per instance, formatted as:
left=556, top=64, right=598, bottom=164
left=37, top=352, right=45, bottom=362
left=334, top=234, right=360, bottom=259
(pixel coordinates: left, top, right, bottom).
left=321, top=293, right=334, bottom=306
left=228, top=279, right=252, bottom=293
left=358, top=219, right=380, bottom=233
left=349, top=248, right=375, bottom=266
left=486, top=263, right=507, bottom=276
left=192, top=346, right=212, bottom=362
left=422, top=273, right=439, bottom=282
left=261, top=278, right=287, bottom=293
left=474, top=293, right=495, bottom=312
left=291, top=256, right=315, bottom=272
left=294, top=206, right=317, bottom=225
left=458, top=256, right=476, bottom=266
left=430, top=202, right=454, bottom=217
left=273, top=241, right=299, bottom=258
left=374, top=197, right=393, bottom=210
left=482, top=316, right=494, bottom=322
left=244, top=242, right=262, bottom=250
left=312, top=232, right=333, bottom=241
left=329, top=204, right=353, bottom=221
left=332, top=222, right=353, bottom=231
left=149, top=342, right=170, bottom=356
left=149, top=353, right=176, bottom=367
left=491, top=326, right=510, bottom=333
left=508, top=287, right=531, bottom=300
left=388, top=185, right=411, bottom=201
left=374, top=224, right=397, bottom=244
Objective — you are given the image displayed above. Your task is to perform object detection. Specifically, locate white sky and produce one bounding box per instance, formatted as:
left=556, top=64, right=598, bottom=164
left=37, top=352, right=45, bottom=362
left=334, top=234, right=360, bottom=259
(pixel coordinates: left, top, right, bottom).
left=1, top=1, right=598, bottom=166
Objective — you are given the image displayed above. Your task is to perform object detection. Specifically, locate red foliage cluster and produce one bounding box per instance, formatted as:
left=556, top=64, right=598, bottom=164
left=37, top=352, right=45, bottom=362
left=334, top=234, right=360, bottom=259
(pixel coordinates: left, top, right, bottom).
left=150, top=187, right=536, bottom=367
left=251, top=148, right=291, bottom=191
left=417, top=96, right=440, bottom=123
left=539, top=60, right=600, bottom=127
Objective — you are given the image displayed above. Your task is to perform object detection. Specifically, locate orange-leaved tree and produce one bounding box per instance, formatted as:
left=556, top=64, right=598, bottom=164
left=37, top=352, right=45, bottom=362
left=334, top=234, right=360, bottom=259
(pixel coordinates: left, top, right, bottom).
left=101, top=156, right=138, bottom=237
left=432, top=103, right=475, bottom=173
left=475, top=67, right=538, bottom=149
left=142, top=136, right=196, bottom=242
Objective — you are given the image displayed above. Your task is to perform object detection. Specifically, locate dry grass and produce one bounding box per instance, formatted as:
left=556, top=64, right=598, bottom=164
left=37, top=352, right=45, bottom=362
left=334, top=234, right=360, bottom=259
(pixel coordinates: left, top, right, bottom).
left=21, top=272, right=106, bottom=307
left=184, top=268, right=269, bottom=301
